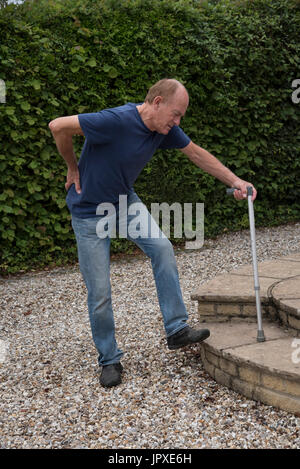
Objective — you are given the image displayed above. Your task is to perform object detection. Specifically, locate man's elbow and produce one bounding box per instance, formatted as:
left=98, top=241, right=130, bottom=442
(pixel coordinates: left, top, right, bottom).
left=48, top=118, right=59, bottom=134
left=48, top=115, right=83, bottom=137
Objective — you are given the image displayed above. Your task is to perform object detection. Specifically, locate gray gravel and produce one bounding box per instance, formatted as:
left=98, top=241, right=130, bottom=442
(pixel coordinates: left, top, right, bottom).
left=0, top=223, right=300, bottom=449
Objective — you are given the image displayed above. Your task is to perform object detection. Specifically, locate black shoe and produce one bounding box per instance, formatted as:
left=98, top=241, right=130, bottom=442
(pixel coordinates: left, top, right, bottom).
left=100, top=363, right=123, bottom=388
left=167, top=326, right=210, bottom=350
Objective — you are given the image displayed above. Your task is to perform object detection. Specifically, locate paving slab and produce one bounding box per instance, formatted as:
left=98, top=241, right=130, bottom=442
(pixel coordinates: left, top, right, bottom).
left=277, top=299, right=300, bottom=316
left=231, top=259, right=300, bottom=279
left=192, top=273, right=274, bottom=303
left=279, top=253, right=300, bottom=262
left=203, top=322, right=289, bottom=351
left=225, top=337, right=300, bottom=379
left=271, top=277, right=300, bottom=299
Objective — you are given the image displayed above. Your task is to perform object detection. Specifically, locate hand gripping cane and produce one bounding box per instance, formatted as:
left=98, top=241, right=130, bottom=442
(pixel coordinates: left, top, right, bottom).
left=226, top=186, right=266, bottom=342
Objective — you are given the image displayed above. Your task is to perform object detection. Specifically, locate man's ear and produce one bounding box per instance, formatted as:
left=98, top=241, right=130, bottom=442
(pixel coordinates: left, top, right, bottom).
left=153, top=95, right=163, bottom=108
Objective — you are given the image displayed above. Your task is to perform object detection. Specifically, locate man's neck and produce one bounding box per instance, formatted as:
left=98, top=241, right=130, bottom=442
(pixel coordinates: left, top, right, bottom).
left=136, top=103, right=155, bottom=131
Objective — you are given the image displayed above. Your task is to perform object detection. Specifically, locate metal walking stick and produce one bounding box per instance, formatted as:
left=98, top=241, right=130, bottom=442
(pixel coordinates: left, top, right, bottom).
left=226, top=186, right=266, bottom=342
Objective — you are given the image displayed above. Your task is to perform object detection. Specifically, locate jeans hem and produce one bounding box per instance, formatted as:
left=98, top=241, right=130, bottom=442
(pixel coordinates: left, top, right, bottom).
left=167, top=324, right=188, bottom=338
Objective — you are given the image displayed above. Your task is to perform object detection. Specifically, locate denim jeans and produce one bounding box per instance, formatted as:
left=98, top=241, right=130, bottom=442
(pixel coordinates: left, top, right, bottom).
left=71, top=192, right=188, bottom=366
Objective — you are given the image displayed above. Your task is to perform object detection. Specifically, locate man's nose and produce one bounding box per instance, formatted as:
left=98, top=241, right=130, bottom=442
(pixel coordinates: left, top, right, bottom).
left=174, top=116, right=181, bottom=126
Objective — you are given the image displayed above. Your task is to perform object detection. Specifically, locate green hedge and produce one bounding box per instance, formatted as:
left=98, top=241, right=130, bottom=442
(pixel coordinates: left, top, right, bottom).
left=0, top=0, right=299, bottom=274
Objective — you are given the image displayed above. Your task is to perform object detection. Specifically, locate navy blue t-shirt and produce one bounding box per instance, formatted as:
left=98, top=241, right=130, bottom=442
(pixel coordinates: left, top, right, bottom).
left=66, top=102, right=191, bottom=218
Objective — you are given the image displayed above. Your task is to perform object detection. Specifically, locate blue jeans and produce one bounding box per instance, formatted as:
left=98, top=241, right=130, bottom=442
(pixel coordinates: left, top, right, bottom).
left=71, top=192, right=188, bottom=366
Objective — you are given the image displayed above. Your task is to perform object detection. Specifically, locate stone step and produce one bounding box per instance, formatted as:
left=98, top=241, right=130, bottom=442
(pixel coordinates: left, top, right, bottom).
left=191, top=253, right=300, bottom=331
left=191, top=252, right=300, bottom=414
left=199, top=322, right=300, bottom=415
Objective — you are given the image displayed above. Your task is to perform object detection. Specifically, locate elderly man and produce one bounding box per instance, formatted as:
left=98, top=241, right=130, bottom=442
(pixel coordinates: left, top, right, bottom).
left=49, top=79, right=256, bottom=388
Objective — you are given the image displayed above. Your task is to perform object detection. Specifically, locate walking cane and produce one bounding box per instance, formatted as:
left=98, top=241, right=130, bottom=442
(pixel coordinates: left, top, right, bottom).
left=226, top=186, right=266, bottom=342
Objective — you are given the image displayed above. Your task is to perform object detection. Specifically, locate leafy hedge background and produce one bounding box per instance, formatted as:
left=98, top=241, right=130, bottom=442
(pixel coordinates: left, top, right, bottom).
left=0, top=0, right=299, bottom=274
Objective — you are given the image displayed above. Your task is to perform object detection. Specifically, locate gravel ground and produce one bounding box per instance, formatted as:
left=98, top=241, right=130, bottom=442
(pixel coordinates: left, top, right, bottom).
left=0, top=223, right=300, bottom=449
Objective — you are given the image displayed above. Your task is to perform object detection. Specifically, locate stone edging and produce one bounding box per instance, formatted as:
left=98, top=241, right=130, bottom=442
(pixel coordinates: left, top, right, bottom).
left=200, top=339, right=300, bottom=415
left=192, top=286, right=300, bottom=335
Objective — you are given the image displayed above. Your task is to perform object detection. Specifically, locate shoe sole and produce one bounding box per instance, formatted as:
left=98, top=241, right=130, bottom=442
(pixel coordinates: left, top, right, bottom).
left=100, top=377, right=122, bottom=388
left=168, top=330, right=210, bottom=350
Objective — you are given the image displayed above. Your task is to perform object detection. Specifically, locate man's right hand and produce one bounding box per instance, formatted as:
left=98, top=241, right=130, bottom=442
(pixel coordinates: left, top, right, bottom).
left=48, top=115, right=84, bottom=195
left=65, top=167, right=81, bottom=194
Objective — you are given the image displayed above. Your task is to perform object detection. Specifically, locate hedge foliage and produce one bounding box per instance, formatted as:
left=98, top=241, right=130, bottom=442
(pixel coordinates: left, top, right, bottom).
left=0, top=0, right=299, bottom=274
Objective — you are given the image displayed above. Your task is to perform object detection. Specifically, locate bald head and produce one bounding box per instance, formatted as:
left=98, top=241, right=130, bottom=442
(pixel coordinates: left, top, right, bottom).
left=137, top=78, right=189, bottom=135
left=145, top=78, right=189, bottom=104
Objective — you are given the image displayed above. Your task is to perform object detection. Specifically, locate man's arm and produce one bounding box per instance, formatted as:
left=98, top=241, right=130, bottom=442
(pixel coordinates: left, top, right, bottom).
left=181, top=141, right=257, bottom=200
left=48, top=115, right=84, bottom=194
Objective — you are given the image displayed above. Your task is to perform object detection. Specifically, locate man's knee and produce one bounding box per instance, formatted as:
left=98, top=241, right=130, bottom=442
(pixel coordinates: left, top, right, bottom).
left=88, top=286, right=112, bottom=312
left=150, top=237, right=175, bottom=261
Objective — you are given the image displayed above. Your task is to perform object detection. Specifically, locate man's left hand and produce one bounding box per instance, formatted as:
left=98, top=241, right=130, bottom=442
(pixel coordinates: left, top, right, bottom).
left=231, top=179, right=257, bottom=201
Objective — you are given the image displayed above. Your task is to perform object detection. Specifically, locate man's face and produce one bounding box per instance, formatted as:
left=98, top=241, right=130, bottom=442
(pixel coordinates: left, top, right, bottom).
left=152, top=88, right=189, bottom=135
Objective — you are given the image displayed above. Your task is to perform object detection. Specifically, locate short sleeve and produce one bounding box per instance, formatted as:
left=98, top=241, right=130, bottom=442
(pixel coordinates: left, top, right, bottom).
left=159, top=126, right=191, bottom=150
left=78, top=109, right=121, bottom=144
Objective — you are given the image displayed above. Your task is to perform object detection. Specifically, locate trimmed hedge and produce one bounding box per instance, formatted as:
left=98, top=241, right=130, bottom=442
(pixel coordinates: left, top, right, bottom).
left=0, top=0, right=299, bottom=274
